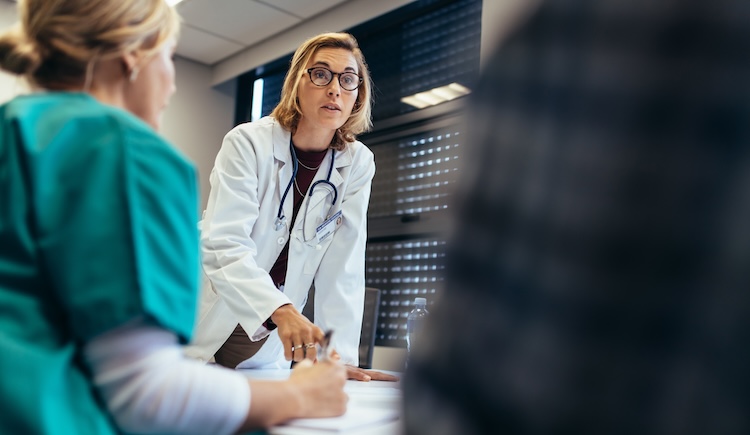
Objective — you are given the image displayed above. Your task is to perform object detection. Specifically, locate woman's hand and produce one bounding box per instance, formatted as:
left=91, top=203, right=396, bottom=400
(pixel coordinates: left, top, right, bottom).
left=345, top=365, right=400, bottom=382
left=288, top=360, right=349, bottom=417
left=324, top=349, right=400, bottom=382
left=272, top=304, right=325, bottom=362
left=239, top=359, right=347, bottom=431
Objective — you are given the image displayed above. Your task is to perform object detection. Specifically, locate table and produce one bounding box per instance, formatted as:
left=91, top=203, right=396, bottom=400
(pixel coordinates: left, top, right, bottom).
left=239, top=369, right=403, bottom=435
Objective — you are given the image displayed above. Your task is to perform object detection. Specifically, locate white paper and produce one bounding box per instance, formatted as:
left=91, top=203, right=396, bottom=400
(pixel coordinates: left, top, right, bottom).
left=280, top=406, right=398, bottom=432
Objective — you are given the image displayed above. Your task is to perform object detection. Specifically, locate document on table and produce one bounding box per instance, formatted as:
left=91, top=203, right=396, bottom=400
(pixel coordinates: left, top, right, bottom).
left=240, top=369, right=403, bottom=433
left=279, top=406, right=398, bottom=432
left=278, top=378, right=401, bottom=432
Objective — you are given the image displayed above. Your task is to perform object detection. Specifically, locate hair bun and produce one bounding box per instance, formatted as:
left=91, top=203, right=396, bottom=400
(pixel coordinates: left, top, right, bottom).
left=0, top=26, right=43, bottom=76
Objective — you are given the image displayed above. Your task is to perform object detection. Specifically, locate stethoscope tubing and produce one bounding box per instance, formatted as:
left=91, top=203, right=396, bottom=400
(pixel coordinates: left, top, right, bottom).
left=275, top=137, right=337, bottom=231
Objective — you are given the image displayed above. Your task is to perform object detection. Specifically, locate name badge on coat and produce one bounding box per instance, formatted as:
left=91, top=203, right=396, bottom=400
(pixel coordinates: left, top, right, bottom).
left=315, top=210, right=343, bottom=243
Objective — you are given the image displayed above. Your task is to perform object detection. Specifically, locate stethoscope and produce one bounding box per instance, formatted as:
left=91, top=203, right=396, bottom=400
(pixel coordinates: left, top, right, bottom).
left=274, top=137, right=338, bottom=231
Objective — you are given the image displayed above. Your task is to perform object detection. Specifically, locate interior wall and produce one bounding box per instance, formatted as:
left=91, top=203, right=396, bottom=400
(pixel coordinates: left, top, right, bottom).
left=0, top=1, right=29, bottom=101
left=161, top=57, right=235, bottom=210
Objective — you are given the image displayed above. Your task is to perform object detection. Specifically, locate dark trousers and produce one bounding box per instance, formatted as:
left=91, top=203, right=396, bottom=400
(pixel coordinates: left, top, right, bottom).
left=213, top=324, right=268, bottom=369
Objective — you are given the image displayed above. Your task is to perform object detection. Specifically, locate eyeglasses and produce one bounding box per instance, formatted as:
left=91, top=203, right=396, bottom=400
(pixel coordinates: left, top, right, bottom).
left=306, top=67, right=362, bottom=91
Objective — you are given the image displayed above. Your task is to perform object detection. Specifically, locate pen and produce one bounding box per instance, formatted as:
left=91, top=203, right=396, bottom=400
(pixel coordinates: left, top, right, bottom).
left=319, top=329, right=334, bottom=362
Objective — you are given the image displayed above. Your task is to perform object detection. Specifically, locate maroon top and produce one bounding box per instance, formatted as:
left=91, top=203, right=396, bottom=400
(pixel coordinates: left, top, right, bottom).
left=268, top=145, right=329, bottom=288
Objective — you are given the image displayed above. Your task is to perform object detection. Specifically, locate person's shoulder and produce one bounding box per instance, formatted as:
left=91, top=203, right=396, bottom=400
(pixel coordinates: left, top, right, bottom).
left=227, top=116, right=277, bottom=137
left=345, top=139, right=374, bottom=162
left=9, top=92, right=164, bottom=144
left=339, top=140, right=375, bottom=182
left=222, top=116, right=287, bottom=153
left=76, top=95, right=165, bottom=144
left=9, top=91, right=124, bottom=122
left=44, top=93, right=187, bottom=166
left=4, top=92, right=95, bottom=129
left=81, top=95, right=188, bottom=162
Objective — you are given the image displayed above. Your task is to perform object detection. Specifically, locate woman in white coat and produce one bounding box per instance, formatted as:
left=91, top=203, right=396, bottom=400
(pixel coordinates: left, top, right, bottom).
left=185, top=32, right=396, bottom=381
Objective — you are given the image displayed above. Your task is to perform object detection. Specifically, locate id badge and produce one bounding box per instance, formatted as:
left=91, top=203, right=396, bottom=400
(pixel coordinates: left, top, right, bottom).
left=315, top=210, right=343, bottom=243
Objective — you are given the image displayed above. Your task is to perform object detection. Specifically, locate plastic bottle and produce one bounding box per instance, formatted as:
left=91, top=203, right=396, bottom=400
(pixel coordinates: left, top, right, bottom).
left=406, top=297, right=429, bottom=368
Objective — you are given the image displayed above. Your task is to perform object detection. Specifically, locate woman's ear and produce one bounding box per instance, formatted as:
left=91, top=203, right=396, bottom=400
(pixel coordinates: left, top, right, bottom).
left=121, top=52, right=141, bottom=82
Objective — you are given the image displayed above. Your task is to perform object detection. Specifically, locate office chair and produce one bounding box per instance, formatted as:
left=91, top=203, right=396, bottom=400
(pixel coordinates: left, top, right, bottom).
left=359, top=287, right=381, bottom=369
left=301, top=285, right=381, bottom=369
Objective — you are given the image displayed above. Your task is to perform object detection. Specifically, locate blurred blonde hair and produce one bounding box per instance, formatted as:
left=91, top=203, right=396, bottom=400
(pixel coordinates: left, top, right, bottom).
left=270, top=32, right=373, bottom=151
left=0, top=0, right=180, bottom=90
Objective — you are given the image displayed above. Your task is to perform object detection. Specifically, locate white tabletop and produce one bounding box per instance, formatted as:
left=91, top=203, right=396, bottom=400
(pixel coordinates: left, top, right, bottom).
left=239, top=369, right=403, bottom=435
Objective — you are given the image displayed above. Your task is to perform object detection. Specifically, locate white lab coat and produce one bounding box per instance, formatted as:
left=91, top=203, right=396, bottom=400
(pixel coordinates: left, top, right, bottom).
left=184, top=117, right=374, bottom=368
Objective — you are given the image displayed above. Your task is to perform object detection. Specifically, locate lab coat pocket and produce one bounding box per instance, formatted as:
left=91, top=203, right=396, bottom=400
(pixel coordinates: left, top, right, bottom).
left=295, top=187, right=341, bottom=275
left=302, top=237, right=334, bottom=275
left=300, top=193, right=331, bottom=238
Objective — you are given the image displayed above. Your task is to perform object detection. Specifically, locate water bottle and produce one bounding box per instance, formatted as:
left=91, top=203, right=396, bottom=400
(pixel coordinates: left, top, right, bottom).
left=406, top=297, right=429, bottom=368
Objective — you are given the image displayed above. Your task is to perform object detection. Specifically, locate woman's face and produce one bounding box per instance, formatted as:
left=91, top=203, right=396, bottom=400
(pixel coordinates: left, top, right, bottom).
left=124, top=40, right=177, bottom=130
left=296, top=47, right=359, bottom=137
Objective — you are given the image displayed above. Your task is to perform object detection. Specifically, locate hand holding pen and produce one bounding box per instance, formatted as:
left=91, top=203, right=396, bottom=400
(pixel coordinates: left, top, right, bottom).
left=291, top=329, right=334, bottom=367
left=272, top=304, right=325, bottom=362
left=288, top=330, right=348, bottom=419
left=317, top=329, right=334, bottom=362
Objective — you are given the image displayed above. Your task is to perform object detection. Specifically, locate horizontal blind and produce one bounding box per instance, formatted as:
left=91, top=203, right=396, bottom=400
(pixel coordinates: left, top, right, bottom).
left=359, top=0, right=481, bottom=347
left=366, top=238, right=447, bottom=347
left=369, top=126, right=462, bottom=218
left=364, top=109, right=465, bottom=347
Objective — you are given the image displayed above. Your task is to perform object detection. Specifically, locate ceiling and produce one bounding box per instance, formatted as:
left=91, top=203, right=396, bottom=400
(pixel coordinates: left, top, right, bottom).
left=175, top=0, right=353, bottom=65
left=1, top=0, right=417, bottom=82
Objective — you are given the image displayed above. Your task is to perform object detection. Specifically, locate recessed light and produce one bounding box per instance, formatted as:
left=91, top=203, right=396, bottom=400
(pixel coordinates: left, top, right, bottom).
left=401, top=83, right=471, bottom=109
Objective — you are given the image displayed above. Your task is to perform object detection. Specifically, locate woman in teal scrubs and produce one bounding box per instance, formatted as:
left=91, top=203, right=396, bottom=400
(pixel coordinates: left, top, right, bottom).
left=0, top=1, right=347, bottom=434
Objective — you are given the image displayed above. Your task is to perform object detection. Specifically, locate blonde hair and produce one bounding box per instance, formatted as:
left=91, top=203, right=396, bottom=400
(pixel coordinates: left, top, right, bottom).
left=270, top=32, right=373, bottom=151
left=0, top=0, right=180, bottom=90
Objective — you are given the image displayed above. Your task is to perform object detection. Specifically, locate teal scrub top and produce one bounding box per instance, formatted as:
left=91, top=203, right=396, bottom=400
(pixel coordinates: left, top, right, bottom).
left=0, top=92, right=200, bottom=434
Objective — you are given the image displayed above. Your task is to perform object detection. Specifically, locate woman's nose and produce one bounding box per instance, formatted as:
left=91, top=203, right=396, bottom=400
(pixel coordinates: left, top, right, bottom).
left=327, top=78, right=341, bottom=96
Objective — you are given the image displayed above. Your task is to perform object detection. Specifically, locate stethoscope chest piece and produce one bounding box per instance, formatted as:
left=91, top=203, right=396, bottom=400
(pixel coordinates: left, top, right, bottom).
left=274, top=216, right=286, bottom=231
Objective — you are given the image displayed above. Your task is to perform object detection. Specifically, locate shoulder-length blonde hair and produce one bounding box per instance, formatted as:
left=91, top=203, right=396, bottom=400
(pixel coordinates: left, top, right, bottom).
left=270, top=32, right=373, bottom=151
left=0, top=0, right=179, bottom=90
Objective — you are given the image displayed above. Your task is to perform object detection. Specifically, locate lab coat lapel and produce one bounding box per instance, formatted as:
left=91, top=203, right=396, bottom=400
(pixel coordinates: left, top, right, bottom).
left=273, top=126, right=294, bottom=232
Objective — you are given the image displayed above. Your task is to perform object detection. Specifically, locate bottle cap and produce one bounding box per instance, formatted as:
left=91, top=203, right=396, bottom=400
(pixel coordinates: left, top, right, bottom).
left=414, top=297, right=426, bottom=306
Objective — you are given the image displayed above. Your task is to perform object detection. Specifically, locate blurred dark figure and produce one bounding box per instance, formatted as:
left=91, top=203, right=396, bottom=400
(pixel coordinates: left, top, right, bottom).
left=402, top=0, right=750, bottom=434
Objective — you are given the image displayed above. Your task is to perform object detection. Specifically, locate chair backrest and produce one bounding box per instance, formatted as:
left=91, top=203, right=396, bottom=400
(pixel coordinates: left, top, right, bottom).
left=359, top=287, right=381, bottom=369
left=301, top=285, right=381, bottom=369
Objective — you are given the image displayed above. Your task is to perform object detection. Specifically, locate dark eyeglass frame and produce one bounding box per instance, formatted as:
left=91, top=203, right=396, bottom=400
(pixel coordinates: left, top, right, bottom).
left=306, top=67, right=363, bottom=91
